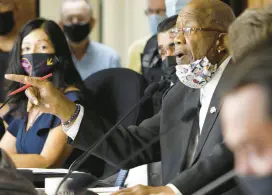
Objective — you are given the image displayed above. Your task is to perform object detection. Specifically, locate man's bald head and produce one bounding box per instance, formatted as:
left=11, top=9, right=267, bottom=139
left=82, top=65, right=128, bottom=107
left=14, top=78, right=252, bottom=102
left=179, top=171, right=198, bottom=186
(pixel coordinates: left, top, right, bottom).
left=174, top=0, right=235, bottom=66
left=179, top=0, right=236, bottom=31
left=61, top=0, right=92, bottom=19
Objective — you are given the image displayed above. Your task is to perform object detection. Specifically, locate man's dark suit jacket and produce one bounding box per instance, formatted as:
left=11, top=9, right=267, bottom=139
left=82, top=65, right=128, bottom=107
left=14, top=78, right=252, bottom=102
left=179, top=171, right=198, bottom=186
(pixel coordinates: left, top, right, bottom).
left=72, top=60, right=240, bottom=195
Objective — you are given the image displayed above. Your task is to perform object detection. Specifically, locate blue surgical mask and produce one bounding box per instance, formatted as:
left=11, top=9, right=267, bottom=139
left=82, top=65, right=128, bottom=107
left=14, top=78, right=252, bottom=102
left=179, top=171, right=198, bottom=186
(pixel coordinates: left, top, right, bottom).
left=165, top=0, right=192, bottom=17
left=148, top=14, right=167, bottom=35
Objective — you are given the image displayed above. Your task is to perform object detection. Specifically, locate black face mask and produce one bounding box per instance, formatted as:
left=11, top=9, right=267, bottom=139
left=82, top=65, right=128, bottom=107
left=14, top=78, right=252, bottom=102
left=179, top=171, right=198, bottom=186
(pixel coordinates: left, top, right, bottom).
left=161, top=56, right=178, bottom=83
left=63, top=23, right=91, bottom=43
left=162, top=56, right=177, bottom=75
left=21, top=53, right=59, bottom=77
left=0, top=11, right=15, bottom=35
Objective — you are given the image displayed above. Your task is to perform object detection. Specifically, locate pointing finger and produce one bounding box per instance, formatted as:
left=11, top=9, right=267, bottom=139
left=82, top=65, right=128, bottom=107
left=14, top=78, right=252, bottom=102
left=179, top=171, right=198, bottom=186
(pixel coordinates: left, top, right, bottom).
left=5, top=74, right=43, bottom=88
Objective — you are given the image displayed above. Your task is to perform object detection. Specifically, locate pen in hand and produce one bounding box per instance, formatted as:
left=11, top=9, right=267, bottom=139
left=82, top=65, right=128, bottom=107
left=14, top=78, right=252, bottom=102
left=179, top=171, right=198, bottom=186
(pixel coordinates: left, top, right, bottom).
left=0, top=73, right=53, bottom=110
left=8, top=73, right=53, bottom=96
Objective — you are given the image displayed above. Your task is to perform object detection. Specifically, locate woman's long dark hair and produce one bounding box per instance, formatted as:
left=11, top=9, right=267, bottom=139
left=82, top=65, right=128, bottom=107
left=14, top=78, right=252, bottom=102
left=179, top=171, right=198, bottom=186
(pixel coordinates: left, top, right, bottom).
left=5, top=18, right=82, bottom=111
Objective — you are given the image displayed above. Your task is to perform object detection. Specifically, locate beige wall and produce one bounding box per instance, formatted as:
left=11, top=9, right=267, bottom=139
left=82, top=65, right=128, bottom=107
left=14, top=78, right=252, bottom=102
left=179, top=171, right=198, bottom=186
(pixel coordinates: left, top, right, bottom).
left=102, top=0, right=150, bottom=65
left=40, top=0, right=150, bottom=66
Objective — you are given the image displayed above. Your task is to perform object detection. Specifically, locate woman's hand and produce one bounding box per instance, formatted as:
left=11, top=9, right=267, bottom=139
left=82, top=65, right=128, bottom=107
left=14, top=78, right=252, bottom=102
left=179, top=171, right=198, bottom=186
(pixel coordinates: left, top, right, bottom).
left=5, top=74, right=76, bottom=122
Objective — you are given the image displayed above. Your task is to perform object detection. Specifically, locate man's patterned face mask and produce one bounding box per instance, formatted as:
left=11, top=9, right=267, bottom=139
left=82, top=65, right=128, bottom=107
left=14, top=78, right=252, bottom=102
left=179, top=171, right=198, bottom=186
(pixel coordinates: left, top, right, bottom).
left=21, top=53, right=58, bottom=77
left=175, top=57, right=218, bottom=89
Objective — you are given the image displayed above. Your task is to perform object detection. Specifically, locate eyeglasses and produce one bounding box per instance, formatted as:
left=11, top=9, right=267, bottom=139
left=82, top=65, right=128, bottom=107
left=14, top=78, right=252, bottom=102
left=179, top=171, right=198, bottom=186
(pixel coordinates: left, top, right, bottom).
left=170, top=27, right=225, bottom=37
left=144, top=8, right=166, bottom=16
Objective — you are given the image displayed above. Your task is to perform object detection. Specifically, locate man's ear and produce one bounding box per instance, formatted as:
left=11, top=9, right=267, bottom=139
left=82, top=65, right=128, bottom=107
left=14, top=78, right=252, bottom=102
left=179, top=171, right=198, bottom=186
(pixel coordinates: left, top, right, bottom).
left=89, top=17, right=96, bottom=29
left=216, top=33, right=228, bottom=53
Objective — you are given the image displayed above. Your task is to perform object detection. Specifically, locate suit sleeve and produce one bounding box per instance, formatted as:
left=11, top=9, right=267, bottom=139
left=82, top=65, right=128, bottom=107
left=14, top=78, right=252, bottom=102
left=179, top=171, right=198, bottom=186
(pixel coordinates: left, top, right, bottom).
left=72, top=108, right=161, bottom=169
left=170, top=142, right=235, bottom=195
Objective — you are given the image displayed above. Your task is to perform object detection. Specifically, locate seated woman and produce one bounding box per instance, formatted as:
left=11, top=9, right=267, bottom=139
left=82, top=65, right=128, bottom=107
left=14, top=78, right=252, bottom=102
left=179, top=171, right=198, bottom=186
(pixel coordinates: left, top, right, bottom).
left=0, top=18, right=84, bottom=168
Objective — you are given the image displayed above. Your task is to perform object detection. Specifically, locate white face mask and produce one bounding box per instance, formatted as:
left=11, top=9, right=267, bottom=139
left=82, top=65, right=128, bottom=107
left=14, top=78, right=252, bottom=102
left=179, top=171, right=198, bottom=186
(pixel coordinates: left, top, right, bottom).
left=165, top=0, right=192, bottom=17
left=175, top=57, right=218, bottom=88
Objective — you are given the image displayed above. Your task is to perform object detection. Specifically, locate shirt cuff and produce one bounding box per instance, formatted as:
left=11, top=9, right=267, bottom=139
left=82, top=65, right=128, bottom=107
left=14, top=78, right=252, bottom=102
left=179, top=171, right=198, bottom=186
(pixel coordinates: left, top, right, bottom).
left=62, top=104, right=84, bottom=140
left=167, top=184, right=183, bottom=195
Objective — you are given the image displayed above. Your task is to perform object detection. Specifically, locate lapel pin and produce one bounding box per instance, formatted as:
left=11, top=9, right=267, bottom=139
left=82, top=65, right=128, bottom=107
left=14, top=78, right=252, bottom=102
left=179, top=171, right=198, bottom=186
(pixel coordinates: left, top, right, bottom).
left=210, top=107, right=217, bottom=114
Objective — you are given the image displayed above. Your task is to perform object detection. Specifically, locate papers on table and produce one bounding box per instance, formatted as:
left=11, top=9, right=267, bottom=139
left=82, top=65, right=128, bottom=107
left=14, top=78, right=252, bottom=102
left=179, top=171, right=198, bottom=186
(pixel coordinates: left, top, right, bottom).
left=35, top=187, right=120, bottom=195
left=17, top=168, right=84, bottom=174
left=88, top=187, right=120, bottom=195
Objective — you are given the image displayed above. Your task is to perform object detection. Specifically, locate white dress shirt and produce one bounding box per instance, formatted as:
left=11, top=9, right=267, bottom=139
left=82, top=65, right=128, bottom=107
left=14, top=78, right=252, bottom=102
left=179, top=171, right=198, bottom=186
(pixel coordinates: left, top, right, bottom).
left=63, top=56, right=231, bottom=195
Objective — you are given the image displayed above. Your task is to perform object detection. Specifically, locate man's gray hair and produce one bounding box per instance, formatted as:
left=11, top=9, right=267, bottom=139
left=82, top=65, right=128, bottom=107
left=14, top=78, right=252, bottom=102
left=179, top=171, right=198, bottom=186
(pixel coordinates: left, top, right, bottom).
left=228, top=8, right=272, bottom=62
left=61, top=0, right=92, bottom=16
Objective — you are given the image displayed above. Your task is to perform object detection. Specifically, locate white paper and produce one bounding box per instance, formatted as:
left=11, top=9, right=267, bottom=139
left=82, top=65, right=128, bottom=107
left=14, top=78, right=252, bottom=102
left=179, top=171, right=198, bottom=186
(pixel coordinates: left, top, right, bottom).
left=88, top=187, right=120, bottom=193
left=17, top=168, right=84, bottom=174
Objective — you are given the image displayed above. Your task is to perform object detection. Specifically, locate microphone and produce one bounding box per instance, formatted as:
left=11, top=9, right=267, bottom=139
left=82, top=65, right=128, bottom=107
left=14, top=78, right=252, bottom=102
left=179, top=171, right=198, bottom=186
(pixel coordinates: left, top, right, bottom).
left=55, top=80, right=170, bottom=194
left=144, top=80, right=170, bottom=97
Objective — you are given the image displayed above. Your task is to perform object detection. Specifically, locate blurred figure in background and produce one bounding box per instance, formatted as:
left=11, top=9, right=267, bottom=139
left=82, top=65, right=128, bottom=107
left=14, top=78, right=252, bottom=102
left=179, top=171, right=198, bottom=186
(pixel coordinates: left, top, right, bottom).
left=165, top=0, right=191, bottom=17
left=224, top=6, right=272, bottom=176
left=128, top=0, right=191, bottom=81
left=157, top=14, right=178, bottom=84
left=222, top=7, right=272, bottom=195
left=0, top=0, right=18, bottom=139
left=60, top=0, right=121, bottom=80
left=150, top=15, right=178, bottom=115
left=140, top=0, right=190, bottom=86
left=228, top=8, right=272, bottom=63
left=0, top=0, right=17, bottom=52
left=0, top=0, right=18, bottom=103
left=127, top=0, right=166, bottom=73
left=222, top=42, right=272, bottom=195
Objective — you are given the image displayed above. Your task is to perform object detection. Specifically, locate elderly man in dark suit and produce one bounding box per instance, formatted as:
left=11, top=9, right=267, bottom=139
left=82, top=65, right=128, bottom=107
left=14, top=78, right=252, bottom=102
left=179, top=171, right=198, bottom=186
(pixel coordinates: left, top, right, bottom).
left=5, top=0, right=240, bottom=194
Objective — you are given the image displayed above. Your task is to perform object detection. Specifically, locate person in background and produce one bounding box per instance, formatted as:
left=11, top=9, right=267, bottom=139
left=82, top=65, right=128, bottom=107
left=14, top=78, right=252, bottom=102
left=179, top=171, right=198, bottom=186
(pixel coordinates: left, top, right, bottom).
left=165, top=0, right=191, bottom=17
left=222, top=42, right=272, bottom=195
left=128, top=0, right=191, bottom=74
left=59, top=0, right=121, bottom=80
left=140, top=0, right=190, bottom=85
left=228, top=8, right=272, bottom=63
left=0, top=18, right=83, bottom=169
left=0, top=0, right=17, bottom=52
left=150, top=15, right=178, bottom=115
left=0, top=0, right=18, bottom=104
left=157, top=14, right=178, bottom=83
left=127, top=0, right=166, bottom=73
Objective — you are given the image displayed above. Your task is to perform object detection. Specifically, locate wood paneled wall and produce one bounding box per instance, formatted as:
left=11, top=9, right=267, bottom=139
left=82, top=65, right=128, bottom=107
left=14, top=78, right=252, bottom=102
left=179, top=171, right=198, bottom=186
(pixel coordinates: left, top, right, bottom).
left=15, top=0, right=38, bottom=30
